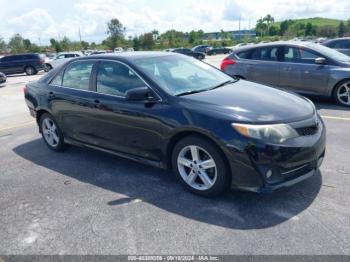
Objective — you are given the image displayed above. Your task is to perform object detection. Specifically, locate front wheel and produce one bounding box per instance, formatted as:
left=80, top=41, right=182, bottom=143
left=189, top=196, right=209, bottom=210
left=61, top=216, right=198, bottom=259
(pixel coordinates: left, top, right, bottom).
left=172, top=136, right=230, bottom=196
left=40, top=113, right=67, bottom=151
left=333, top=80, right=350, bottom=106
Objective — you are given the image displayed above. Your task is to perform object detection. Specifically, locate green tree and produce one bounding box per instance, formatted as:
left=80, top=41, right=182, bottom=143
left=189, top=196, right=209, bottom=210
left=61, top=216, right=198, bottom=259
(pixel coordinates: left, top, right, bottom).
left=106, top=18, right=125, bottom=49
left=305, top=22, right=313, bottom=36
left=132, top=36, right=141, bottom=51
left=60, top=36, right=71, bottom=51
left=279, top=20, right=294, bottom=36
left=23, top=39, right=31, bottom=50
left=9, top=34, right=25, bottom=54
left=256, top=18, right=267, bottom=37
left=263, top=14, right=275, bottom=36
left=338, top=21, right=346, bottom=37
left=141, top=33, right=155, bottom=50
left=50, top=38, right=63, bottom=52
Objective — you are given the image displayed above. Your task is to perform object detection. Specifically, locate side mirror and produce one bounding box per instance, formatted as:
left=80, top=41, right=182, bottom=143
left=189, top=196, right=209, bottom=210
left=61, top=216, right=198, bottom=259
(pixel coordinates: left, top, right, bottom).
left=315, top=57, right=326, bottom=65
left=126, top=86, right=156, bottom=102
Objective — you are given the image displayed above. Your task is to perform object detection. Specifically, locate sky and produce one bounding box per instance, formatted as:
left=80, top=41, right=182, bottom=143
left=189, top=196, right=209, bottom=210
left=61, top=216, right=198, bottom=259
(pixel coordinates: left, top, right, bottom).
left=0, top=0, right=349, bottom=44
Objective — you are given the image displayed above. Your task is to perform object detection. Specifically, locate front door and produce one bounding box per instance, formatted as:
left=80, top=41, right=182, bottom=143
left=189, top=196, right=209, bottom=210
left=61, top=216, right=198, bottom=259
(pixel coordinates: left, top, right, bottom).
left=87, top=60, right=165, bottom=161
left=280, top=46, right=329, bottom=95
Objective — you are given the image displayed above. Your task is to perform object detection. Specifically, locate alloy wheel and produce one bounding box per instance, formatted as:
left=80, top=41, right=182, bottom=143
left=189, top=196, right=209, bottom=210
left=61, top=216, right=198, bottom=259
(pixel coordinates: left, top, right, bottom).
left=177, top=145, right=217, bottom=191
left=337, top=82, right=350, bottom=106
left=42, top=118, right=60, bottom=147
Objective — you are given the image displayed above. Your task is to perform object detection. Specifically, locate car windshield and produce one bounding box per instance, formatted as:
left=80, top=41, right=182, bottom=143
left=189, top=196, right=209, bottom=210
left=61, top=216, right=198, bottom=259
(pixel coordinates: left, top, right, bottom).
left=135, top=55, right=234, bottom=96
left=309, top=43, right=350, bottom=62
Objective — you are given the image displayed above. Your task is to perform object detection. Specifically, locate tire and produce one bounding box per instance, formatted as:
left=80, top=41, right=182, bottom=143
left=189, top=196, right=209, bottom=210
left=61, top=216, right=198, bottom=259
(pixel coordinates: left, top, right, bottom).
left=172, top=136, right=230, bottom=197
left=44, top=64, right=52, bottom=72
left=39, top=113, right=67, bottom=152
left=198, top=55, right=204, bottom=60
left=25, top=66, right=37, bottom=75
left=333, top=80, right=350, bottom=106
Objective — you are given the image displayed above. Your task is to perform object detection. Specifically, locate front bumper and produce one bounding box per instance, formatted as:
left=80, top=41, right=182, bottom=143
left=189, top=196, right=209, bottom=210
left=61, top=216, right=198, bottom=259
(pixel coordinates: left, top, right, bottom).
left=225, top=116, right=326, bottom=193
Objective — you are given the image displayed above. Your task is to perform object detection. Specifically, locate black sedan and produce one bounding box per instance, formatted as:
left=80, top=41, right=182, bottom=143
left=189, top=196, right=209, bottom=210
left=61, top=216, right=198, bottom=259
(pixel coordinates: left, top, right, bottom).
left=171, top=48, right=205, bottom=60
left=206, top=46, right=232, bottom=55
left=24, top=52, right=325, bottom=196
left=0, top=72, right=6, bottom=84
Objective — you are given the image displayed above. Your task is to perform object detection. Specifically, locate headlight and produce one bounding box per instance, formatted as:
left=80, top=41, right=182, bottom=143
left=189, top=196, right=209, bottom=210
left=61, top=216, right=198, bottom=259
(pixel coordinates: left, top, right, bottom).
left=232, top=123, right=299, bottom=143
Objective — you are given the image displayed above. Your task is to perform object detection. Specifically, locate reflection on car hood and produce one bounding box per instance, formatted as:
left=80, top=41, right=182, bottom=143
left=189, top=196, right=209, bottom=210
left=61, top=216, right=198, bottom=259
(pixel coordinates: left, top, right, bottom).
left=180, top=80, right=315, bottom=124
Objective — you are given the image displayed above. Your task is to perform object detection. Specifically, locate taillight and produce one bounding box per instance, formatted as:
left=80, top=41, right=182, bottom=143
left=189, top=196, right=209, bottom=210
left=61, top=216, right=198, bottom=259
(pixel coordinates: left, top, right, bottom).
left=40, top=59, right=45, bottom=64
left=220, top=57, right=236, bottom=71
left=23, top=85, right=27, bottom=93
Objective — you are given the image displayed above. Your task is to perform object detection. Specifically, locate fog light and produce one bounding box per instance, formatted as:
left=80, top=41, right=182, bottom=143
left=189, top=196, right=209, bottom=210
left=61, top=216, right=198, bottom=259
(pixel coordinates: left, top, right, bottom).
left=266, top=170, right=273, bottom=179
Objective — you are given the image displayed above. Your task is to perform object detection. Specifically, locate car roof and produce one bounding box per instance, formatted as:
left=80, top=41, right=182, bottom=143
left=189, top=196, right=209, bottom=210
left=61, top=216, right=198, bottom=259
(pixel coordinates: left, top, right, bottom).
left=232, top=41, right=322, bottom=53
left=79, top=51, right=178, bottom=61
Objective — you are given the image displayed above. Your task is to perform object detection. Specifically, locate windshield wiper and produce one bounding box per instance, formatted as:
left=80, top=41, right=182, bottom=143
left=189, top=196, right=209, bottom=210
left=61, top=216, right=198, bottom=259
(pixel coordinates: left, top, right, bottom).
left=176, top=80, right=237, bottom=96
left=176, top=89, right=207, bottom=96
left=209, top=80, right=236, bottom=90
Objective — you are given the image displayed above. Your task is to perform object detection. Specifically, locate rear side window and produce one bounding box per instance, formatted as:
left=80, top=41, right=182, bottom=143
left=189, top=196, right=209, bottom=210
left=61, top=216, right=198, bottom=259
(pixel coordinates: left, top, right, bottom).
left=251, top=47, right=279, bottom=61
left=96, top=61, right=144, bottom=96
left=62, top=61, right=94, bottom=90
left=236, top=50, right=252, bottom=59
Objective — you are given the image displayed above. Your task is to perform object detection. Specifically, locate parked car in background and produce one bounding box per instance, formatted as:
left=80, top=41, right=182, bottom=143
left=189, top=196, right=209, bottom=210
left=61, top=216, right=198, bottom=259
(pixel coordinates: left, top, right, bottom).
left=45, top=52, right=83, bottom=71
left=24, top=52, right=325, bottom=196
left=322, top=37, right=350, bottom=56
left=206, top=46, right=232, bottom=55
left=0, top=53, right=45, bottom=75
left=90, top=50, right=107, bottom=55
left=126, top=48, right=135, bottom=52
left=221, top=41, right=350, bottom=106
left=55, top=52, right=82, bottom=60
left=172, top=48, right=205, bottom=60
left=192, top=45, right=212, bottom=53
left=0, top=72, right=6, bottom=84
left=114, top=47, right=124, bottom=53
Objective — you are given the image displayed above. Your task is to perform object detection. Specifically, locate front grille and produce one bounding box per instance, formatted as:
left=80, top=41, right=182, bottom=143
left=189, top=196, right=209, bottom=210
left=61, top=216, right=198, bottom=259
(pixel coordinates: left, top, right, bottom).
left=295, top=125, right=318, bottom=136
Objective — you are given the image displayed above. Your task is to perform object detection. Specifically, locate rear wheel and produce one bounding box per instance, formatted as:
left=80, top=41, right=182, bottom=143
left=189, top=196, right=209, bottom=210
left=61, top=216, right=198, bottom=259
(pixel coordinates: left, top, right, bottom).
left=198, top=55, right=204, bottom=60
left=172, top=136, right=230, bottom=196
left=44, top=64, right=52, bottom=72
left=333, top=80, right=350, bottom=106
left=39, top=113, right=67, bottom=151
left=25, top=66, right=36, bottom=75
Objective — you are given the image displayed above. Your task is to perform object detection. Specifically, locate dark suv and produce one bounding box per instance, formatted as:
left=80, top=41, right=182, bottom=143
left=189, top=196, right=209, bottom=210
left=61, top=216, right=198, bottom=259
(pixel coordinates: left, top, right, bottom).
left=0, top=54, right=45, bottom=75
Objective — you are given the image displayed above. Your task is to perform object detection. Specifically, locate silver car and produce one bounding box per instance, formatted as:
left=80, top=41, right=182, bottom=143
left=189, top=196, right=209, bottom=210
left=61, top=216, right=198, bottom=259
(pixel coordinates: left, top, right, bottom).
left=322, top=37, right=350, bottom=57
left=221, top=41, right=350, bottom=106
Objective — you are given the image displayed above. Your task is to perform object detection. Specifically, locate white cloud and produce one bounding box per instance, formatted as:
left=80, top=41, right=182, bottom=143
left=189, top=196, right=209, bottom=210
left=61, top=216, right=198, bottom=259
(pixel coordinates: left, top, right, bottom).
left=1, top=0, right=350, bottom=44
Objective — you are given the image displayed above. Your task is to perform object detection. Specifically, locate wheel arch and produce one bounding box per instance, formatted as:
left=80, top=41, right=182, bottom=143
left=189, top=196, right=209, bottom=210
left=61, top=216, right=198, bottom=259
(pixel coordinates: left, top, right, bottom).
left=331, top=78, right=350, bottom=97
left=165, top=130, right=232, bottom=181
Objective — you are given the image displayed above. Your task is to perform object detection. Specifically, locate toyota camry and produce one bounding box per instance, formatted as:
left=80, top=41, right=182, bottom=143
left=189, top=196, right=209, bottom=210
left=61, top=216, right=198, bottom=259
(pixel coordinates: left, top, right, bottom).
left=24, top=52, right=326, bottom=196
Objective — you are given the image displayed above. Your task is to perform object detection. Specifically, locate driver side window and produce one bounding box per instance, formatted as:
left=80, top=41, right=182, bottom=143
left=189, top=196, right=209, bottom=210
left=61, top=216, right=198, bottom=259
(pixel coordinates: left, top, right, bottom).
left=96, top=61, right=144, bottom=96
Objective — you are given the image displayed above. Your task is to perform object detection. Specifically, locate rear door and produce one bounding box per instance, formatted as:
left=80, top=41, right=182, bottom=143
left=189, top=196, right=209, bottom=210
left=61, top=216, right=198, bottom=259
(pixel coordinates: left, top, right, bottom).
left=280, top=46, right=329, bottom=95
left=48, top=60, right=98, bottom=144
left=243, top=46, right=281, bottom=87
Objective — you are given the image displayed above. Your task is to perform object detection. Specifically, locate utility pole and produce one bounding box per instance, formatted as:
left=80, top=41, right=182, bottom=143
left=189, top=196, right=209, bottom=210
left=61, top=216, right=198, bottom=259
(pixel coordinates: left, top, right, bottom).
left=79, top=27, right=82, bottom=44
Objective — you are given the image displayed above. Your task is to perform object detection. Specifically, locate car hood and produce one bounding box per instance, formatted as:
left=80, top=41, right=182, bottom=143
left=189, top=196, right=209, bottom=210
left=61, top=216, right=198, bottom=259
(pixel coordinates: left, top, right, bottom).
left=180, top=80, right=315, bottom=124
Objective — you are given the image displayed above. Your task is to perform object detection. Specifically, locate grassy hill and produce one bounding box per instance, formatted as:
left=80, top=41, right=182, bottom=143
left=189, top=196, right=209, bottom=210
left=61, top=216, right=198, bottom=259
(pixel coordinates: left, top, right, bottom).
left=274, top=17, right=345, bottom=27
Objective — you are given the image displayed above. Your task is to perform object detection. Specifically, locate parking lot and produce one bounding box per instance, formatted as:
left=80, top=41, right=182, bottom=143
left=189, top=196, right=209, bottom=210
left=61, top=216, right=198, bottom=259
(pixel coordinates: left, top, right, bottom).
left=0, top=55, right=350, bottom=255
